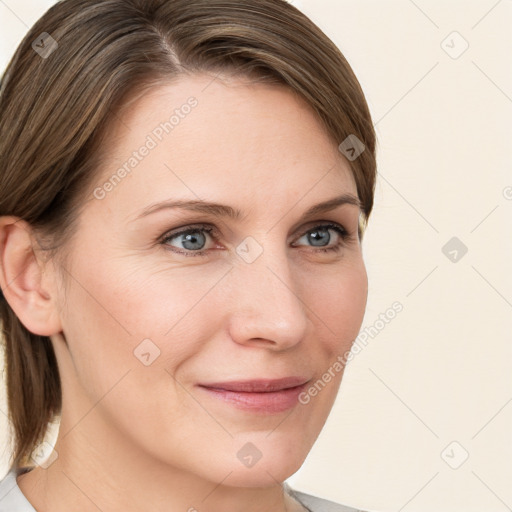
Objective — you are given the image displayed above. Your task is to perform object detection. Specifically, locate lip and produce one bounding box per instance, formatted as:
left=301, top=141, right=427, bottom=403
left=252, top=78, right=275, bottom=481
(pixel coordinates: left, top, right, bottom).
left=197, top=377, right=310, bottom=413
left=199, top=376, right=309, bottom=393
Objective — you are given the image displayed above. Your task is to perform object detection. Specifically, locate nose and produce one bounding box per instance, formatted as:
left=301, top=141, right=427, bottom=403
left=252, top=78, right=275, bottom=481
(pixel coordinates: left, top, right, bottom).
left=226, top=240, right=309, bottom=351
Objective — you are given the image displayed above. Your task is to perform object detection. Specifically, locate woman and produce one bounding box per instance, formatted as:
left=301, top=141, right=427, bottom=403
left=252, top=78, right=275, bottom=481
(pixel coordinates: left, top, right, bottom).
left=0, top=0, right=377, bottom=510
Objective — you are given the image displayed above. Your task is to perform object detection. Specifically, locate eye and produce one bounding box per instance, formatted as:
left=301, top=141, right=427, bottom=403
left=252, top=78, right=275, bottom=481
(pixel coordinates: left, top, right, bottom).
left=293, top=223, right=352, bottom=254
left=160, top=224, right=216, bottom=257
left=159, top=222, right=354, bottom=257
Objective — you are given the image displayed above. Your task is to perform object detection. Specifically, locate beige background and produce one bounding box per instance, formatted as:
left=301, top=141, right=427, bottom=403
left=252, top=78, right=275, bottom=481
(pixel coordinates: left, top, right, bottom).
left=1, top=1, right=511, bottom=511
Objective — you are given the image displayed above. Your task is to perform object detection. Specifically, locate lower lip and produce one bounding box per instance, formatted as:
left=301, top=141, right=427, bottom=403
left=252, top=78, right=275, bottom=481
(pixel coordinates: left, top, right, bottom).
left=198, top=384, right=307, bottom=413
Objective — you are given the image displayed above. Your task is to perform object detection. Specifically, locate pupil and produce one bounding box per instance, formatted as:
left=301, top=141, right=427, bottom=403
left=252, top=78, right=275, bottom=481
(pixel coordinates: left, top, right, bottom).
left=309, top=228, right=329, bottom=247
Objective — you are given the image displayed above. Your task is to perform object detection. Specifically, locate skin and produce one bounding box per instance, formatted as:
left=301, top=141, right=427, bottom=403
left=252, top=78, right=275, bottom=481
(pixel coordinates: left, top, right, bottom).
left=0, top=73, right=368, bottom=512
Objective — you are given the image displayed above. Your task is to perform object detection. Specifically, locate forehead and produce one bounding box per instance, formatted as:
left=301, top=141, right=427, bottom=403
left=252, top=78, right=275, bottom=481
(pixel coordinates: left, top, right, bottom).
left=89, top=74, right=357, bottom=221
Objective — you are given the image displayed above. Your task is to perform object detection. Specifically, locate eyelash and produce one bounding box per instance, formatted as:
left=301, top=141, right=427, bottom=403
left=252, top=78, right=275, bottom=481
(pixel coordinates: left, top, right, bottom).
left=159, top=222, right=354, bottom=258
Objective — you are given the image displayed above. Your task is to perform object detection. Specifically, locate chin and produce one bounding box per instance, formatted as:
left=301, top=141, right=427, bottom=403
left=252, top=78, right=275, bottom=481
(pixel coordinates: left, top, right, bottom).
left=221, top=457, right=305, bottom=488
left=221, top=436, right=309, bottom=488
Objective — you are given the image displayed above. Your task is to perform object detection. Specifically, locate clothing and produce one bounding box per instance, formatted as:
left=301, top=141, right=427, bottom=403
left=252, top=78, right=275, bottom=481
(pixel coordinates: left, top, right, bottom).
left=0, top=468, right=364, bottom=512
left=284, top=482, right=365, bottom=512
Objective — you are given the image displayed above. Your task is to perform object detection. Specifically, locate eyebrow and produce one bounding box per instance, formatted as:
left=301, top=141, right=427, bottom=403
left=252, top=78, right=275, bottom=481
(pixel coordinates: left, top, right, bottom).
left=133, top=193, right=362, bottom=222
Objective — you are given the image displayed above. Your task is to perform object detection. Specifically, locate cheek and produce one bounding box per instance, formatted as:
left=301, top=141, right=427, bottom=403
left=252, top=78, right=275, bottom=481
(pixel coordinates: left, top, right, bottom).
left=304, top=258, right=368, bottom=355
left=338, top=265, right=368, bottom=338
left=58, top=265, right=210, bottom=444
left=297, top=262, right=367, bottom=426
left=58, top=257, right=235, bottom=423
left=109, top=262, right=233, bottom=365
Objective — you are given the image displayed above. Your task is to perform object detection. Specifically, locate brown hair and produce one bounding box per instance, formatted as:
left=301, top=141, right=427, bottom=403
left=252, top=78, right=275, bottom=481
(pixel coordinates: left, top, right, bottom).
left=0, top=0, right=377, bottom=471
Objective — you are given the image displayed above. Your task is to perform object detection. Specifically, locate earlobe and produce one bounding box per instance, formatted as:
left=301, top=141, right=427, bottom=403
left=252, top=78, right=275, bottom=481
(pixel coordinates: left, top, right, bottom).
left=0, top=216, right=62, bottom=336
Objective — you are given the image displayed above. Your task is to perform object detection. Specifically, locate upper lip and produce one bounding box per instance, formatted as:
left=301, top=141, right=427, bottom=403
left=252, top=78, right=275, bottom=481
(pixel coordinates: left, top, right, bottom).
left=198, top=376, right=310, bottom=393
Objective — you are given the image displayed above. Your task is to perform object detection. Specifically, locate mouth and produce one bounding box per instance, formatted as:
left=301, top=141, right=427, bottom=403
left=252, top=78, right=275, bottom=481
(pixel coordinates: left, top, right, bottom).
left=197, top=377, right=310, bottom=413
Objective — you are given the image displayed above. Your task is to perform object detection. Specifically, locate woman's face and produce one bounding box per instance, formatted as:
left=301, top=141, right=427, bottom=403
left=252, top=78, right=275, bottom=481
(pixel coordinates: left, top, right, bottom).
left=48, top=74, right=368, bottom=486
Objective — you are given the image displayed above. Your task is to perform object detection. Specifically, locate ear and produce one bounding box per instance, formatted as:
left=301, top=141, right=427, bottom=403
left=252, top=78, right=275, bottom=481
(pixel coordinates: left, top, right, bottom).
left=0, top=216, right=62, bottom=336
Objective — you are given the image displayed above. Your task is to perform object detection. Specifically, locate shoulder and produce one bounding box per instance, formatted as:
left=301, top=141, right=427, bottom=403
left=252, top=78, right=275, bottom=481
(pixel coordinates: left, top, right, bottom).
left=0, top=468, right=37, bottom=512
left=285, top=482, right=367, bottom=512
